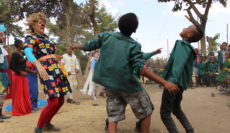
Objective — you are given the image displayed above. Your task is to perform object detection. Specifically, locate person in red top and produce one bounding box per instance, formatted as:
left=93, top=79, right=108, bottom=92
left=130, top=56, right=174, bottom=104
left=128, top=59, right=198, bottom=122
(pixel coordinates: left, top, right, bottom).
left=10, top=39, right=32, bottom=116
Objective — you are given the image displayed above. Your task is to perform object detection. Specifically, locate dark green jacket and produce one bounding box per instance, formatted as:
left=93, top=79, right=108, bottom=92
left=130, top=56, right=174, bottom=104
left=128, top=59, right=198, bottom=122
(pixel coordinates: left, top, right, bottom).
left=208, top=62, right=218, bottom=74
left=143, top=51, right=157, bottom=60
left=83, top=32, right=145, bottom=93
left=198, top=62, right=206, bottom=75
left=161, top=40, right=196, bottom=90
left=133, top=51, right=157, bottom=78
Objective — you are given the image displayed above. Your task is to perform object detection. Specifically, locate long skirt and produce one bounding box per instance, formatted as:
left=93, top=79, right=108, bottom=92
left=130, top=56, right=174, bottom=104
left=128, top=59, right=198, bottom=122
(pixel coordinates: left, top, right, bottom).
left=11, top=73, right=32, bottom=116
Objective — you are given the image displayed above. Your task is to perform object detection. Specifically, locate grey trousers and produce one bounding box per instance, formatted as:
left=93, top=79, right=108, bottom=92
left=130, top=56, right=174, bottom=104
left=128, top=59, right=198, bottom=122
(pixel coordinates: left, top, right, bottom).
left=160, top=88, right=194, bottom=133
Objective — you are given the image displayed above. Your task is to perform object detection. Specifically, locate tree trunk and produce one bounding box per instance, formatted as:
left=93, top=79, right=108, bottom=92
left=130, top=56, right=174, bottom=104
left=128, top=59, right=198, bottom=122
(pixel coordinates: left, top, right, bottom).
left=76, top=59, right=85, bottom=89
left=200, top=24, right=206, bottom=55
left=200, top=36, right=206, bottom=55
left=83, top=0, right=98, bottom=79
left=65, top=1, right=72, bottom=46
left=83, top=54, right=92, bottom=79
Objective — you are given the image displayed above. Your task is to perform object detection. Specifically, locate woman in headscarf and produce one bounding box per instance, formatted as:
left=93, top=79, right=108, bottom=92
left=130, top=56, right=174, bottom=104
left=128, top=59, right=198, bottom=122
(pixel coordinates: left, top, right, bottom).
left=10, top=39, right=32, bottom=116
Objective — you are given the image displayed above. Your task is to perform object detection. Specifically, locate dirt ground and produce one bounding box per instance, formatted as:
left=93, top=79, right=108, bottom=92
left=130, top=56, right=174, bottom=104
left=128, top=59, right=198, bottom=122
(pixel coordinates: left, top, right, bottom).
left=0, top=84, right=230, bottom=133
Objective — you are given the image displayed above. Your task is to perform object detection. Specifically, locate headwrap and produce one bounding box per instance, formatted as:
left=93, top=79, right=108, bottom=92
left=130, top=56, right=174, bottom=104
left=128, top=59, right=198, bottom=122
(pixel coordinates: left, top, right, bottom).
left=0, top=24, right=6, bottom=32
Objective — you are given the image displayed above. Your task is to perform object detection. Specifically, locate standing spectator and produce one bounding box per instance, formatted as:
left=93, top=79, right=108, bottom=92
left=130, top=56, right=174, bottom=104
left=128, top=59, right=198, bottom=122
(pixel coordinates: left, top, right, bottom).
left=216, top=51, right=230, bottom=91
left=26, top=60, right=39, bottom=110
left=81, top=51, right=99, bottom=100
left=218, top=42, right=228, bottom=70
left=204, top=56, right=210, bottom=87
left=208, top=57, right=218, bottom=87
left=10, top=39, right=32, bottom=116
left=193, top=48, right=201, bottom=87
left=61, top=46, right=80, bottom=104
left=90, top=51, right=99, bottom=100
left=197, top=56, right=206, bottom=87
left=0, top=27, right=11, bottom=122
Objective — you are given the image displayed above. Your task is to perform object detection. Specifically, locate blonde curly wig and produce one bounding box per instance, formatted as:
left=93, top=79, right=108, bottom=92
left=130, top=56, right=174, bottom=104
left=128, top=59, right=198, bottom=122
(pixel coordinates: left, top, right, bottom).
left=26, top=12, right=47, bottom=34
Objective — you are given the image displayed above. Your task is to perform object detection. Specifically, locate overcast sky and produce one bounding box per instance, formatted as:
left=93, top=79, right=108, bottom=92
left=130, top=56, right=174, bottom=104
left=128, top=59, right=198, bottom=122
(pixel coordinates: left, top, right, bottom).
left=76, top=0, right=230, bottom=58
left=11, top=0, right=230, bottom=59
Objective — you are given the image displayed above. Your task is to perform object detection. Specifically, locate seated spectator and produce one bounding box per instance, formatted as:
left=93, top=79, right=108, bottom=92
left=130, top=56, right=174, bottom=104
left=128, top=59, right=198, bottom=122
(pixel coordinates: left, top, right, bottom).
left=208, top=57, right=218, bottom=87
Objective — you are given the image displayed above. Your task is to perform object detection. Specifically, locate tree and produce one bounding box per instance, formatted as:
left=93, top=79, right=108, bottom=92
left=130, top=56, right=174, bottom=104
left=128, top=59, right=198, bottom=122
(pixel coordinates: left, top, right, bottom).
left=47, top=0, right=88, bottom=46
left=80, top=0, right=117, bottom=79
left=158, top=0, right=227, bottom=54
left=47, top=0, right=117, bottom=87
left=0, top=0, right=66, bottom=38
left=206, top=33, right=220, bottom=51
left=1, top=0, right=117, bottom=88
left=0, top=0, right=23, bottom=42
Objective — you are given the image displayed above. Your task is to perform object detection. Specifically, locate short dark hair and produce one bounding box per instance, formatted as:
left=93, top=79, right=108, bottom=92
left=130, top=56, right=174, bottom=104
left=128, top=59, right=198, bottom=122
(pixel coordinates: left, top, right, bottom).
left=190, top=25, right=203, bottom=43
left=222, top=42, right=228, bottom=45
left=118, top=13, right=138, bottom=37
left=14, top=38, right=23, bottom=48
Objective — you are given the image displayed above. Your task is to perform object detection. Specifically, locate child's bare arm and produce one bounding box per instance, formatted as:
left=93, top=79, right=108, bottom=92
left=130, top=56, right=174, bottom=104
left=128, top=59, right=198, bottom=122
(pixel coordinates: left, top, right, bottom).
left=71, top=43, right=84, bottom=50
left=141, top=68, right=179, bottom=94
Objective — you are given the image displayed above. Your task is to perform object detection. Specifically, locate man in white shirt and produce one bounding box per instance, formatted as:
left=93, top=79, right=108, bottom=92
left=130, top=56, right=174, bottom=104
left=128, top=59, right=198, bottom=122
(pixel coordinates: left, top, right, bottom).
left=61, top=46, right=80, bottom=104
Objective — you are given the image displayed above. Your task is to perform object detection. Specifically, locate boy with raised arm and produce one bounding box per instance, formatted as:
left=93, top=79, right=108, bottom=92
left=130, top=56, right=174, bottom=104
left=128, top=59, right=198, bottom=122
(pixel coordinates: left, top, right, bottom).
left=72, top=13, right=179, bottom=133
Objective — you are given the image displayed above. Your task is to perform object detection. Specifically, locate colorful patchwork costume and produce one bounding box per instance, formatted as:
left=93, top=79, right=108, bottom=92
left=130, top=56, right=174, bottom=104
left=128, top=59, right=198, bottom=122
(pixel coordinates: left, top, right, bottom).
left=24, top=33, right=71, bottom=98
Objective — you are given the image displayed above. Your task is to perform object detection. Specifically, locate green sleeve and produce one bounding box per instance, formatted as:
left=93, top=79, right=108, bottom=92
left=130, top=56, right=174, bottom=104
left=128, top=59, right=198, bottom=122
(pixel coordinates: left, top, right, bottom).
left=208, top=64, right=212, bottom=73
left=208, top=64, right=211, bottom=73
left=143, top=51, right=156, bottom=60
left=130, top=43, right=145, bottom=76
left=83, top=33, right=106, bottom=51
left=214, top=63, right=218, bottom=73
left=168, top=43, right=190, bottom=83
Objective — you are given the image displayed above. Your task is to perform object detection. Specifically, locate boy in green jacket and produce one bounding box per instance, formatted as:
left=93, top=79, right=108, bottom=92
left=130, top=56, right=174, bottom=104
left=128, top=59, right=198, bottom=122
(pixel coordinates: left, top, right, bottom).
left=208, top=57, right=218, bottom=86
left=197, top=56, right=206, bottom=87
left=160, top=25, right=203, bottom=133
left=72, top=13, right=179, bottom=133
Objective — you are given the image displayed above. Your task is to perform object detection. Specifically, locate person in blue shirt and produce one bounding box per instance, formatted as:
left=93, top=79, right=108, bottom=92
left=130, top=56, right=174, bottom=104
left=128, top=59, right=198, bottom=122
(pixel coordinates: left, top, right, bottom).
left=90, top=51, right=99, bottom=100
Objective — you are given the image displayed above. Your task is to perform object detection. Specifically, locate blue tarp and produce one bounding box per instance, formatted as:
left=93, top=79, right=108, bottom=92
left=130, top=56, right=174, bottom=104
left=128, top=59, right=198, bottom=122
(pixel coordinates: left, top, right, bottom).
left=3, top=99, right=47, bottom=114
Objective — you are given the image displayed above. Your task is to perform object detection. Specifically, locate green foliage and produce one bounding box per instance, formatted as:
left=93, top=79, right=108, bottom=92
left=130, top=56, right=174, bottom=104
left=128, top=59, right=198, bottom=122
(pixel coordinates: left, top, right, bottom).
left=0, top=0, right=23, bottom=37
left=206, top=33, right=220, bottom=51
left=158, top=0, right=227, bottom=12
left=47, top=0, right=117, bottom=71
left=96, top=7, right=117, bottom=33
left=16, top=0, right=64, bottom=18
left=158, top=0, right=227, bottom=54
left=1, top=0, right=117, bottom=71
